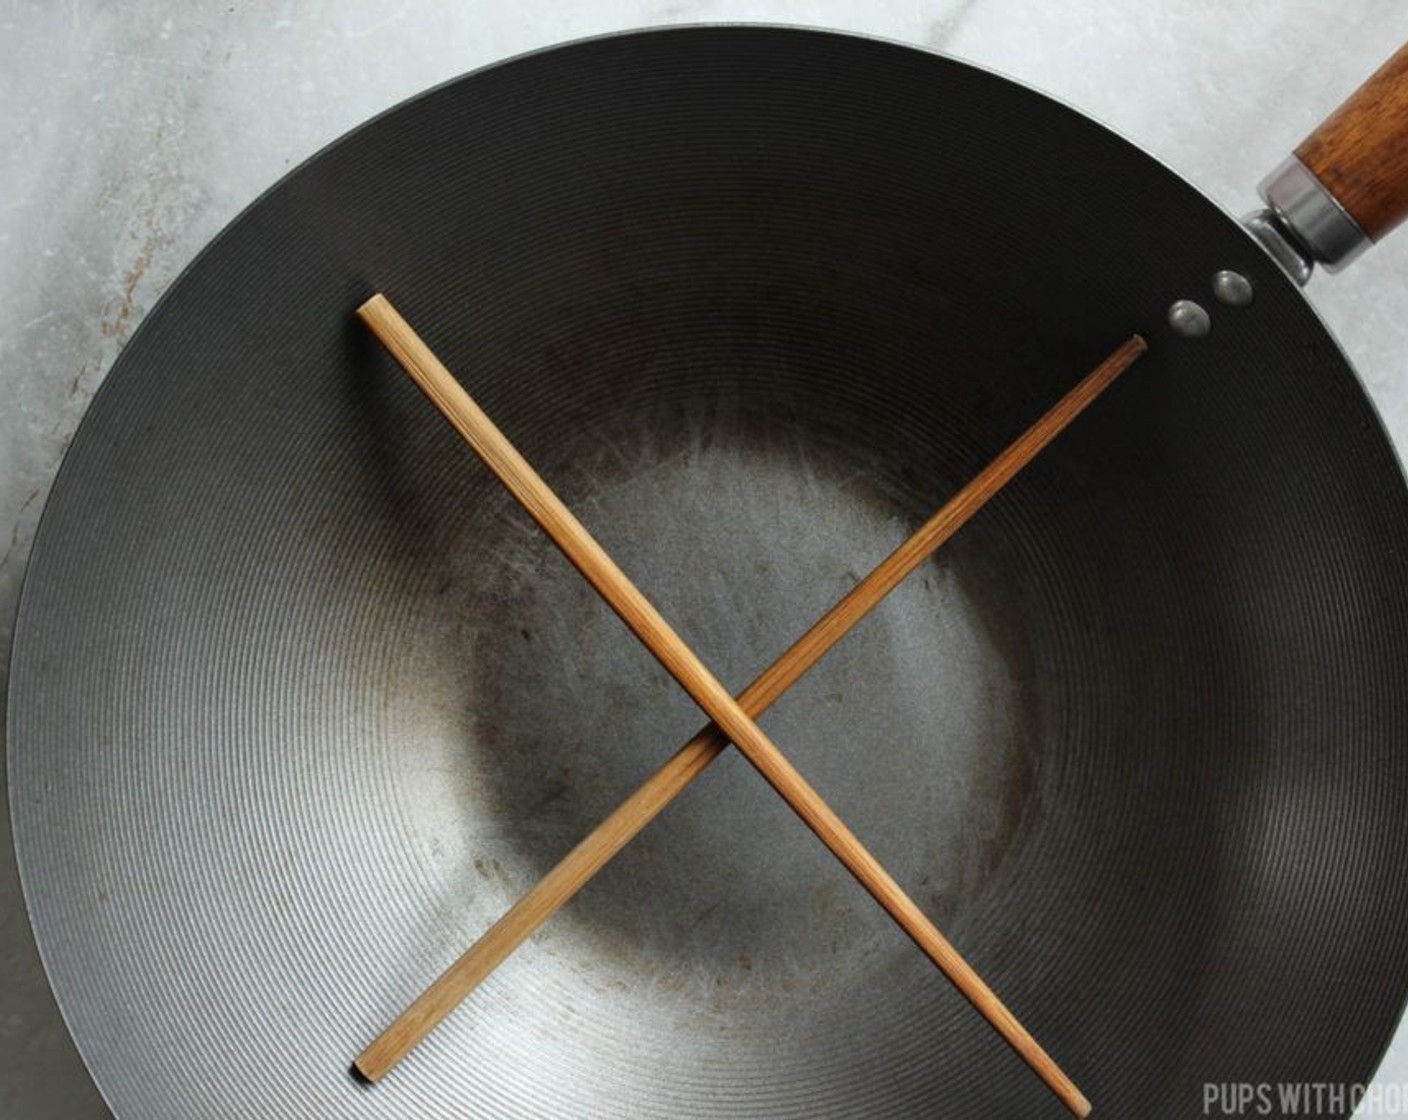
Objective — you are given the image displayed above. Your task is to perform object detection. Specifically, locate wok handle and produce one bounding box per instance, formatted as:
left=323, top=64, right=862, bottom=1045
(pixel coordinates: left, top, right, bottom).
left=1255, top=41, right=1408, bottom=273
left=1295, top=41, right=1408, bottom=244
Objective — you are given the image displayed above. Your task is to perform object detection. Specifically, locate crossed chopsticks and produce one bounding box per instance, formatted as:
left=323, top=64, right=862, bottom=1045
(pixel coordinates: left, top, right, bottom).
left=355, top=292, right=1146, bottom=1115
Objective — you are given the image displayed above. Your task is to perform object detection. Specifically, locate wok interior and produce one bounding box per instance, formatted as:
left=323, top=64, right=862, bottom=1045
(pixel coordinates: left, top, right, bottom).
left=12, top=27, right=1408, bottom=1118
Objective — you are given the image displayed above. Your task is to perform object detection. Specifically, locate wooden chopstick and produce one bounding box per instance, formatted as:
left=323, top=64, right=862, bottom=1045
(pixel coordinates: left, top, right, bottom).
left=357, top=292, right=1138, bottom=1115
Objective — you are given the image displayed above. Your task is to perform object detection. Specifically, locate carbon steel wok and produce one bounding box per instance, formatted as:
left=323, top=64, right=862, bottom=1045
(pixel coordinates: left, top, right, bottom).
left=10, top=25, right=1408, bottom=1119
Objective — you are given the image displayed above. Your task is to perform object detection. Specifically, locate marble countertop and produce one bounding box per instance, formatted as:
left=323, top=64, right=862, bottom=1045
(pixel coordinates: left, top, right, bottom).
left=3, top=3, right=1407, bottom=1116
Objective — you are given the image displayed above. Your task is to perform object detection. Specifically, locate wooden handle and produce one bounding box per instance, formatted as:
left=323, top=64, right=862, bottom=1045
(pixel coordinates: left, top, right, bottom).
left=357, top=294, right=1100, bottom=1116
left=353, top=329, right=1144, bottom=1097
left=1295, top=41, right=1408, bottom=241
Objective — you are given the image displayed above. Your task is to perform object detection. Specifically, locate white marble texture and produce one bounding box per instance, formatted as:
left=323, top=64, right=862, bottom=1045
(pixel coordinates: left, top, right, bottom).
left=2, top=2, right=1406, bottom=1116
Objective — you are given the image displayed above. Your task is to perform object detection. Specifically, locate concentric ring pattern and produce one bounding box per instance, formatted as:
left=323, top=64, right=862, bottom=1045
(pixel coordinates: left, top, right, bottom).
left=10, top=27, right=1408, bottom=1119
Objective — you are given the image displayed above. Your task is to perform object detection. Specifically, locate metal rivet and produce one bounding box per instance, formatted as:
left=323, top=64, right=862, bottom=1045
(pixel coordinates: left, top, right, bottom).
left=1168, top=299, right=1212, bottom=338
left=1212, top=269, right=1254, bottom=307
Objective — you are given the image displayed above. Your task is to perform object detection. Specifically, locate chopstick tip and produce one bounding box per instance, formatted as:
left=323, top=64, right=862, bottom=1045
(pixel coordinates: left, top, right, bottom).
left=349, top=1055, right=382, bottom=1086
left=357, top=292, right=390, bottom=320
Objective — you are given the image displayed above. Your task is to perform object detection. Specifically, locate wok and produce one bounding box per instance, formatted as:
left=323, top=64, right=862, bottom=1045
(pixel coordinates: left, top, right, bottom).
left=9, top=25, right=1408, bottom=1118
